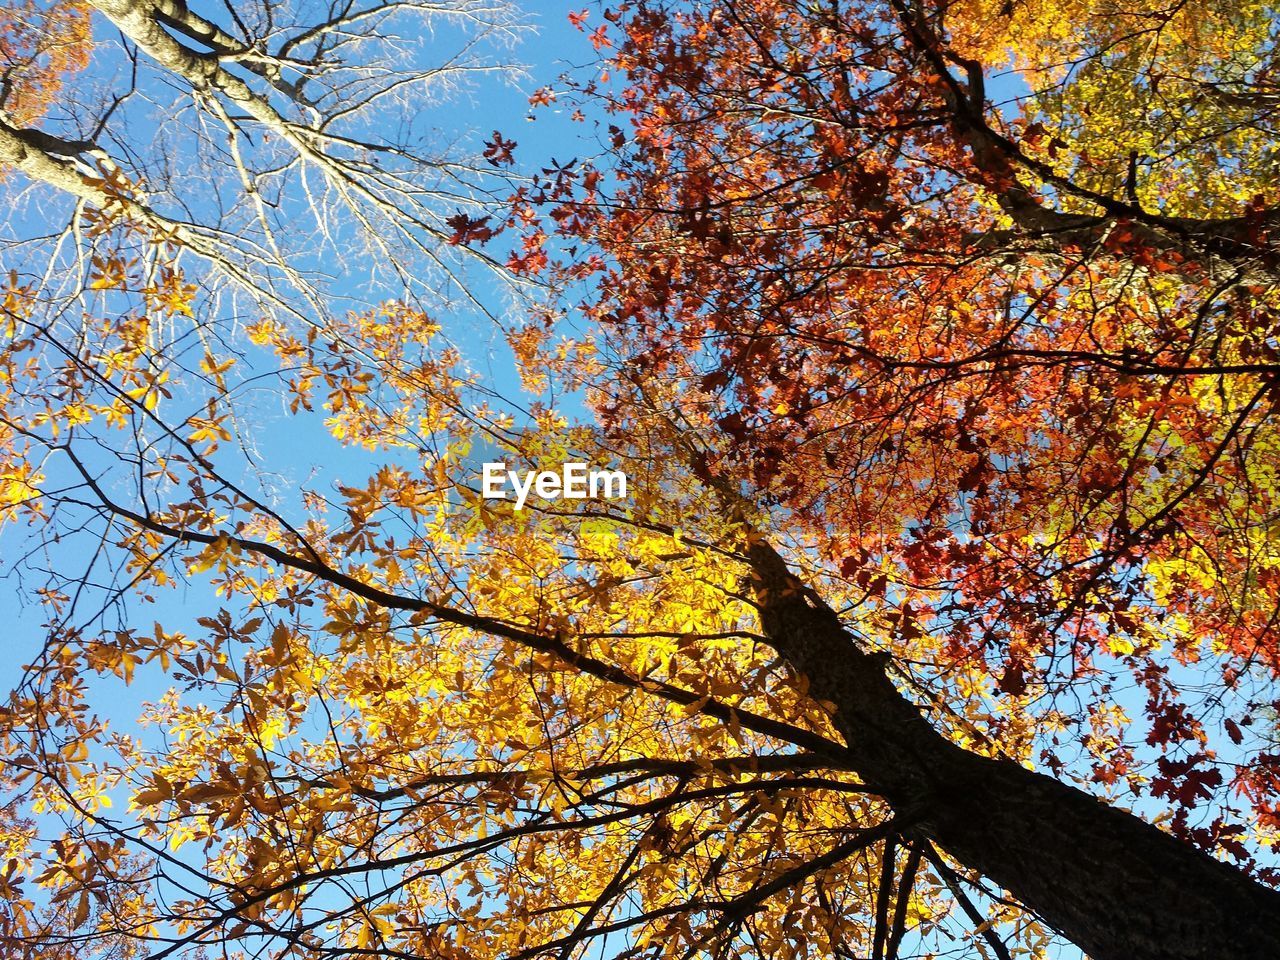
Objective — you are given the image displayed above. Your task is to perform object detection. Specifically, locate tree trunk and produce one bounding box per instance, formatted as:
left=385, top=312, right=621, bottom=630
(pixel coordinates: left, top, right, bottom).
left=746, top=542, right=1280, bottom=960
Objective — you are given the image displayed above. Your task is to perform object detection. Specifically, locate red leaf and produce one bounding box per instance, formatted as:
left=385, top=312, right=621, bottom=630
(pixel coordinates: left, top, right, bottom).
left=483, top=131, right=517, bottom=167
left=1225, top=718, right=1243, bottom=745
left=998, top=661, right=1027, bottom=696
left=445, top=213, right=496, bottom=246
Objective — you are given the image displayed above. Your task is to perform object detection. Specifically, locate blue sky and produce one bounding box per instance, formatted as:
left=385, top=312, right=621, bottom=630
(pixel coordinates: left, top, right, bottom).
left=0, top=0, right=599, bottom=668
left=2, top=4, right=1228, bottom=957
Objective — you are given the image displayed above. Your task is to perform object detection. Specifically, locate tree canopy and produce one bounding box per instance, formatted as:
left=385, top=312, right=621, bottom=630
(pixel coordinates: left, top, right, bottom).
left=2, top=2, right=1280, bottom=959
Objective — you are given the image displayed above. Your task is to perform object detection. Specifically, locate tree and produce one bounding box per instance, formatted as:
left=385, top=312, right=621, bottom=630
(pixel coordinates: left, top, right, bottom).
left=0, top=0, right=91, bottom=129
left=1, top=0, right=525, bottom=327
left=537, top=0, right=1280, bottom=954
left=2, top=2, right=1280, bottom=960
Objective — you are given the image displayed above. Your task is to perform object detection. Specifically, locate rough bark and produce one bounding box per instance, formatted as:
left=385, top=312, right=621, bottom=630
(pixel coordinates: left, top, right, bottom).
left=746, top=540, right=1280, bottom=960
